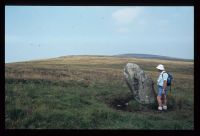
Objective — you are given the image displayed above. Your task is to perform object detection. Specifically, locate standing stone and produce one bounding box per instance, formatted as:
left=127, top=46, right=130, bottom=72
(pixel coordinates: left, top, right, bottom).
left=123, top=63, right=156, bottom=104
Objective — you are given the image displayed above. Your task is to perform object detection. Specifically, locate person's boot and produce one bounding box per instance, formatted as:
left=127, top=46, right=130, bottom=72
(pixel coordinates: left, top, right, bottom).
left=158, top=106, right=162, bottom=111
left=163, top=105, right=167, bottom=110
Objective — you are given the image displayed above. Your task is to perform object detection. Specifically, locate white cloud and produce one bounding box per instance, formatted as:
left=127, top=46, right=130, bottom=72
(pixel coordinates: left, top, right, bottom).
left=112, top=7, right=141, bottom=25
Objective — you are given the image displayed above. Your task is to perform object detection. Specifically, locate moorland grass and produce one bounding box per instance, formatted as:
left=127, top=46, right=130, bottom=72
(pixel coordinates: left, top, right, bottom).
left=5, top=56, right=194, bottom=129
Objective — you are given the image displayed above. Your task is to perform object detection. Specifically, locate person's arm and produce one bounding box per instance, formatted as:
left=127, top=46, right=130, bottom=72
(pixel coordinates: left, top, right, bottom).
left=163, top=80, right=167, bottom=90
left=162, top=80, right=167, bottom=94
left=162, top=73, right=168, bottom=94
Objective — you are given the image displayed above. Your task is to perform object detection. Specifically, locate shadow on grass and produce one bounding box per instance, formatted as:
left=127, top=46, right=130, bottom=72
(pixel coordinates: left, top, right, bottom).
left=106, top=92, right=177, bottom=113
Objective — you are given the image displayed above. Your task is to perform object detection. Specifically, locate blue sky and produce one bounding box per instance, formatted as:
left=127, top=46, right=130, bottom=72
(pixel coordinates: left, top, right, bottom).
left=5, top=6, right=194, bottom=63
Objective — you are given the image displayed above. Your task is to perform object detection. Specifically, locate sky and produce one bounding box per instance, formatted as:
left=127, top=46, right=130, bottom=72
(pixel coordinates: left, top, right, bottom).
left=5, top=6, right=194, bottom=63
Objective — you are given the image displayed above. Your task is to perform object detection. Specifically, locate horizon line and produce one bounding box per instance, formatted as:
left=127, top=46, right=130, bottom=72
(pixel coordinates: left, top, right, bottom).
left=5, top=53, right=193, bottom=63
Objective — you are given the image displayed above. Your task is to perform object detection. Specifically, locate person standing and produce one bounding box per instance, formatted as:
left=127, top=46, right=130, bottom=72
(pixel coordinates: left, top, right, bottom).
left=156, top=64, right=168, bottom=111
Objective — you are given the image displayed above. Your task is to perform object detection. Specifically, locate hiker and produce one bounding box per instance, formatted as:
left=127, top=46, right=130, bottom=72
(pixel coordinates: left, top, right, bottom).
left=156, top=64, right=168, bottom=111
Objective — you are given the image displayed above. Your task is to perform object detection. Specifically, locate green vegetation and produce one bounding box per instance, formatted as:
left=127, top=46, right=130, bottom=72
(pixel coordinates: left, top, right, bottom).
left=5, top=56, right=194, bottom=129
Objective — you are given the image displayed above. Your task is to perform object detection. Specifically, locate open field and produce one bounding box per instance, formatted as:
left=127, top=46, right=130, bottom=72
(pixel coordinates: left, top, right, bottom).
left=5, top=56, right=194, bottom=129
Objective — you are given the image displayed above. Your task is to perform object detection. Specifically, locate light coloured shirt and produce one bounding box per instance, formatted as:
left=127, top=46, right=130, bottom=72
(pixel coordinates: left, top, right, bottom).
left=157, top=71, right=168, bottom=87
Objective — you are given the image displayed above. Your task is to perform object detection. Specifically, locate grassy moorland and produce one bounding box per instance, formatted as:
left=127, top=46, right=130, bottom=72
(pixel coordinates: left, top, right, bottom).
left=5, top=56, right=194, bottom=129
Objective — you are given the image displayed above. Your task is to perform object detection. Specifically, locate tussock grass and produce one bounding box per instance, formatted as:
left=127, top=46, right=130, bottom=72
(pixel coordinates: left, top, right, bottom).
left=5, top=56, right=193, bottom=129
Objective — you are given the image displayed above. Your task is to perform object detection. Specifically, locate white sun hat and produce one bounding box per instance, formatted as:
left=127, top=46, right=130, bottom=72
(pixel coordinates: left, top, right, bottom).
left=156, top=64, right=165, bottom=70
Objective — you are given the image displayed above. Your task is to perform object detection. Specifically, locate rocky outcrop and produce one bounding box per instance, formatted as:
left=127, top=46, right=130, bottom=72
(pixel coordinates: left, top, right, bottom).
left=124, top=63, right=156, bottom=104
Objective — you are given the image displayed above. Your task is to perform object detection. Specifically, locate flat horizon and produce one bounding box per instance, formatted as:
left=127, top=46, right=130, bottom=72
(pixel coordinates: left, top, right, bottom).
left=5, top=53, right=193, bottom=63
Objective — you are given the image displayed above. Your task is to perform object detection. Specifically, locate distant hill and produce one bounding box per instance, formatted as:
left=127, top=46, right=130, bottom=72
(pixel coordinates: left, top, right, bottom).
left=113, top=53, right=193, bottom=62
left=13, top=54, right=192, bottom=64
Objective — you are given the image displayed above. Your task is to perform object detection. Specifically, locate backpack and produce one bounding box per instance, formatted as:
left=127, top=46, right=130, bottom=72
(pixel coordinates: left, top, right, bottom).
left=162, top=72, right=173, bottom=86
